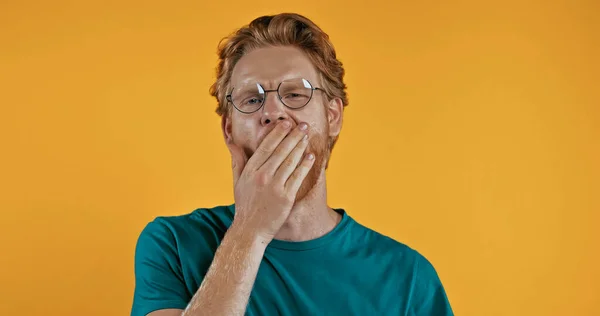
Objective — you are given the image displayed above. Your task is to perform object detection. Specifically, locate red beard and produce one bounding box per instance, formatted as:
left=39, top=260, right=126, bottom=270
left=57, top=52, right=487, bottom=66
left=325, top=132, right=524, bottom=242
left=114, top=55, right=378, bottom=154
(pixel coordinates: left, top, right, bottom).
left=294, top=131, right=328, bottom=202
left=240, top=129, right=330, bottom=202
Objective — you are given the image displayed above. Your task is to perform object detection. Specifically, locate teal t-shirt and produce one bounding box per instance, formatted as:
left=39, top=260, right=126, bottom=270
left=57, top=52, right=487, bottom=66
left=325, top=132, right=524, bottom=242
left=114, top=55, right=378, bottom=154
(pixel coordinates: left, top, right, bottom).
left=131, top=204, right=454, bottom=316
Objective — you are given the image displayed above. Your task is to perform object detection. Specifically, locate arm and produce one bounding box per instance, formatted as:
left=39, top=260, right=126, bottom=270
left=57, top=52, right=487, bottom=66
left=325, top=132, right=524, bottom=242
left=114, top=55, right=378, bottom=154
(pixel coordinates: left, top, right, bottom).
left=180, top=223, right=268, bottom=316
left=146, top=225, right=267, bottom=316
left=408, top=254, right=454, bottom=316
left=178, top=121, right=312, bottom=315
left=142, top=120, right=313, bottom=316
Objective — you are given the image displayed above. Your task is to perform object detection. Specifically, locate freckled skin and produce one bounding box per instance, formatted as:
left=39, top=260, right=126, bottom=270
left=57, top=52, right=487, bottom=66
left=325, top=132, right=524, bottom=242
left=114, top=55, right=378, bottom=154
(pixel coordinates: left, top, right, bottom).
left=225, top=45, right=335, bottom=201
left=150, top=44, right=345, bottom=316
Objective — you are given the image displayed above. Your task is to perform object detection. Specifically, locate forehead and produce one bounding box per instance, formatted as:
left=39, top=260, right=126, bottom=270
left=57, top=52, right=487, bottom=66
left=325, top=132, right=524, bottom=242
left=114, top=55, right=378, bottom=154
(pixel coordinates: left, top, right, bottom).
left=230, top=46, right=319, bottom=88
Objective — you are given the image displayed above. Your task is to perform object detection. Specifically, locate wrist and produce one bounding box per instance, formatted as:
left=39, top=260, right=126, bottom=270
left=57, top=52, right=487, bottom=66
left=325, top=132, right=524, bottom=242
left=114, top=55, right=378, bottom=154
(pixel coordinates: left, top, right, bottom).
left=228, top=221, right=271, bottom=251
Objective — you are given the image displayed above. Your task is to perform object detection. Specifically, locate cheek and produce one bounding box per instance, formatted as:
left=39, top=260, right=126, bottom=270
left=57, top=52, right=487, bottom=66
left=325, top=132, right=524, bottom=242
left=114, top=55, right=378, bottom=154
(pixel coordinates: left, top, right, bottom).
left=297, top=105, right=327, bottom=132
left=306, top=115, right=329, bottom=138
left=232, top=125, right=250, bottom=140
left=232, top=117, right=260, bottom=149
left=231, top=115, right=254, bottom=136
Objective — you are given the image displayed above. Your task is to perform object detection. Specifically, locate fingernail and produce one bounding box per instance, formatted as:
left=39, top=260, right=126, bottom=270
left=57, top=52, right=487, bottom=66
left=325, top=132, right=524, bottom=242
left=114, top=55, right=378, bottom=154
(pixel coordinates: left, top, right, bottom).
left=299, top=123, right=308, bottom=131
left=303, top=134, right=308, bottom=142
left=282, top=121, right=291, bottom=128
left=307, top=153, right=314, bottom=160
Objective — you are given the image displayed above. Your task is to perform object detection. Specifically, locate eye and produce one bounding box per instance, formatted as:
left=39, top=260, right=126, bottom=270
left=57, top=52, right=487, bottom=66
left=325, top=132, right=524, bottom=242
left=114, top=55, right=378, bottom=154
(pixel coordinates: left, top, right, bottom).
left=242, top=96, right=263, bottom=106
left=283, top=92, right=309, bottom=99
left=247, top=98, right=261, bottom=104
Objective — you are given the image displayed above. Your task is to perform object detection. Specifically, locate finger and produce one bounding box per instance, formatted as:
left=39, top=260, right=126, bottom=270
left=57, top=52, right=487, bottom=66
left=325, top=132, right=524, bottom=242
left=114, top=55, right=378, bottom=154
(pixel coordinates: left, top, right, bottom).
left=260, top=123, right=309, bottom=175
left=285, top=152, right=315, bottom=193
left=226, top=137, right=248, bottom=186
left=273, top=133, right=309, bottom=185
left=245, top=120, right=293, bottom=171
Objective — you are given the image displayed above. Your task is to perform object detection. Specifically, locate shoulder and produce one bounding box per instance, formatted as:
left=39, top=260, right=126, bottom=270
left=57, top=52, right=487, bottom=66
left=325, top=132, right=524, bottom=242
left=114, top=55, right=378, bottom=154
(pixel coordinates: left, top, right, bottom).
left=137, top=204, right=234, bottom=243
left=142, top=203, right=234, bottom=233
left=350, top=221, right=453, bottom=314
left=349, top=218, right=445, bottom=281
left=131, top=204, right=236, bottom=316
left=353, top=222, right=453, bottom=314
left=134, top=204, right=235, bottom=263
left=348, top=218, right=420, bottom=260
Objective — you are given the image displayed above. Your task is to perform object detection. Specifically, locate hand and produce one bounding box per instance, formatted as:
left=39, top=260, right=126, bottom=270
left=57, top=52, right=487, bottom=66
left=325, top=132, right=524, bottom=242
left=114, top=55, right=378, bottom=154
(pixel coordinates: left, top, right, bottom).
left=226, top=120, right=314, bottom=243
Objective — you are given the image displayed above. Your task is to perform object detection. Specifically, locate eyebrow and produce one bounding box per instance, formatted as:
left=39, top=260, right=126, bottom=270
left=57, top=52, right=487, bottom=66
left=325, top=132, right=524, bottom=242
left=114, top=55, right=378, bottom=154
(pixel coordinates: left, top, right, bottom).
left=233, top=74, right=312, bottom=88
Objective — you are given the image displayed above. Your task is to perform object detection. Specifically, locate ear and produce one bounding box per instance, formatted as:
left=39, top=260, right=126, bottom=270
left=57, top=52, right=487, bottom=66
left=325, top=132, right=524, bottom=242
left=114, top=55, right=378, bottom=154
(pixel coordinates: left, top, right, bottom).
left=221, top=113, right=233, bottom=144
left=326, top=97, right=344, bottom=138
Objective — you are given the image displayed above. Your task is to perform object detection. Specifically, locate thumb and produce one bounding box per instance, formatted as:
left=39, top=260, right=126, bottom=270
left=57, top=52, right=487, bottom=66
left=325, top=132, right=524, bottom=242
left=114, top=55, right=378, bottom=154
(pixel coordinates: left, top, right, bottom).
left=226, top=137, right=247, bottom=185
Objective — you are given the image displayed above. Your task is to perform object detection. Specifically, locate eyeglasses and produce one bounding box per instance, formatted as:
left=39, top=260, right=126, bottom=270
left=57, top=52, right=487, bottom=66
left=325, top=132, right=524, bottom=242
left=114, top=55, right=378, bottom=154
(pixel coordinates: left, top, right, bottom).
left=226, top=78, right=323, bottom=114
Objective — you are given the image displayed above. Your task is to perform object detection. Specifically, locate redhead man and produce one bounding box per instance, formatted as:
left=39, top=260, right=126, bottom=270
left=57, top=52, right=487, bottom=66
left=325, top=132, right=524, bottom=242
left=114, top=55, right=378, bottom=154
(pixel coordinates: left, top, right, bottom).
left=131, top=13, right=454, bottom=316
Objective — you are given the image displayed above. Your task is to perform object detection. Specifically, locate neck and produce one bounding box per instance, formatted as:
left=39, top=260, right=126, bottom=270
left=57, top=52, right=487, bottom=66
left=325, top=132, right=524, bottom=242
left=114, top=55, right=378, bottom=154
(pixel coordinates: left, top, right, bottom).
left=273, top=168, right=342, bottom=242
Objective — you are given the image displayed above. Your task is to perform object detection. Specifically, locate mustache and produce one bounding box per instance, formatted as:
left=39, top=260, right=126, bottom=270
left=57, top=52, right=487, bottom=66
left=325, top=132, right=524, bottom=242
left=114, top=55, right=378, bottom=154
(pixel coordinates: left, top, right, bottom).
left=242, top=133, right=328, bottom=161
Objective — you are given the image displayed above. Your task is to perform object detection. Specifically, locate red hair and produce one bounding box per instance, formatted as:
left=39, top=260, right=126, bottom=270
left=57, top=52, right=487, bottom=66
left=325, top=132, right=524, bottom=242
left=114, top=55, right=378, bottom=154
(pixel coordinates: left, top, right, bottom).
left=209, top=13, right=349, bottom=119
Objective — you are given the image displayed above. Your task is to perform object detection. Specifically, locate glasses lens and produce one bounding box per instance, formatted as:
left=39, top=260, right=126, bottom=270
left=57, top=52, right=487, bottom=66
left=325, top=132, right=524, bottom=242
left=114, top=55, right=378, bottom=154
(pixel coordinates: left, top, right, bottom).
left=279, top=78, right=313, bottom=108
left=230, top=83, right=264, bottom=113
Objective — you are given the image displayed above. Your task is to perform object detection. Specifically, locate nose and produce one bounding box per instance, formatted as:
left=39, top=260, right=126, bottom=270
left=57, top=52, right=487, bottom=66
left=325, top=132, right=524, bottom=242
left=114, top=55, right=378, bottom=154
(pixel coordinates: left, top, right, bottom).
left=260, top=91, right=290, bottom=126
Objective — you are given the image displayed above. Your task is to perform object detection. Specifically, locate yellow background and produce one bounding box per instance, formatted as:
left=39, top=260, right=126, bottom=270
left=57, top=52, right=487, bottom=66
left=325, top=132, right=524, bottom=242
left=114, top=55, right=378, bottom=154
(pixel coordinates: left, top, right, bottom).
left=1, top=0, right=598, bottom=315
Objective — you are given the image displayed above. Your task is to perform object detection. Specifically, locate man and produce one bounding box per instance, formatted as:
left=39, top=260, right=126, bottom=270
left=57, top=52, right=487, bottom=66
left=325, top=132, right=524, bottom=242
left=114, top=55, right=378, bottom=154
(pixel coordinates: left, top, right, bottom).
left=131, top=13, right=454, bottom=316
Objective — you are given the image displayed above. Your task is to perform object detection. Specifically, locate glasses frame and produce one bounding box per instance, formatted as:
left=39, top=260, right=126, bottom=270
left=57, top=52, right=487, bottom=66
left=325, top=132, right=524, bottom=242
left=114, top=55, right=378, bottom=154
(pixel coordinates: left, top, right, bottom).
left=226, top=78, right=324, bottom=114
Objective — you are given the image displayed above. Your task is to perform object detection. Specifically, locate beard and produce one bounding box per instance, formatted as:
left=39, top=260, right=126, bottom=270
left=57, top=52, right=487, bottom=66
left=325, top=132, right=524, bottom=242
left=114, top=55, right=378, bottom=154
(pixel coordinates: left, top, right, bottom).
left=239, top=127, right=330, bottom=203
left=294, top=130, right=329, bottom=202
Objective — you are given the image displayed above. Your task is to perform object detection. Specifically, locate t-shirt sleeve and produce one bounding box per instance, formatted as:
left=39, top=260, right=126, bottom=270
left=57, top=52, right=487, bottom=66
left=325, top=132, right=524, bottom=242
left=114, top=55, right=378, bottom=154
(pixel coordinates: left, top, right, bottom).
left=131, top=219, right=190, bottom=316
left=409, top=253, right=454, bottom=316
